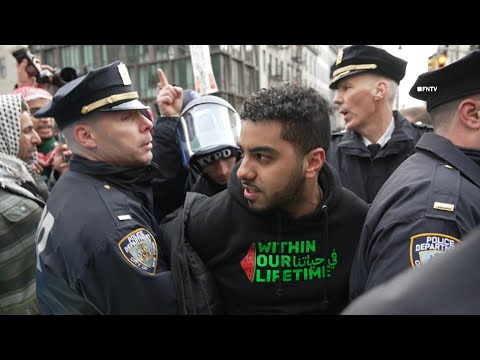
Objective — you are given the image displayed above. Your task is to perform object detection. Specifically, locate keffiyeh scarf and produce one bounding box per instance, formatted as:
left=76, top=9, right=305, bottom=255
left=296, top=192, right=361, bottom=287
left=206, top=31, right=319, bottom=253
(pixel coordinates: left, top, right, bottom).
left=0, top=94, right=37, bottom=186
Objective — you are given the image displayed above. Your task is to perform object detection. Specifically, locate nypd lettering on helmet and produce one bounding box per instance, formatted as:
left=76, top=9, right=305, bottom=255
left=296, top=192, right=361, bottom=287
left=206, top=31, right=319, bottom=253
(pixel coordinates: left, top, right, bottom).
left=118, top=228, right=157, bottom=274
left=410, top=233, right=460, bottom=268
left=197, top=148, right=232, bottom=167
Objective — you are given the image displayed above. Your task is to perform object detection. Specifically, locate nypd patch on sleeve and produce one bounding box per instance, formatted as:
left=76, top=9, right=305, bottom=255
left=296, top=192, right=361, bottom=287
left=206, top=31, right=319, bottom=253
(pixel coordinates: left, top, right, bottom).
left=410, top=233, right=460, bottom=268
left=118, top=228, right=157, bottom=275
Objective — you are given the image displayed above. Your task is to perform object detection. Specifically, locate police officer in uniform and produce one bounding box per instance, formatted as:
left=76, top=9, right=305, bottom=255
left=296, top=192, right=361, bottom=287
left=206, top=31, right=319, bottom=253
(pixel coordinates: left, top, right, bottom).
left=342, top=225, right=480, bottom=315
left=349, top=50, right=480, bottom=301
left=34, top=61, right=177, bottom=314
left=327, top=45, right=431, bottom=204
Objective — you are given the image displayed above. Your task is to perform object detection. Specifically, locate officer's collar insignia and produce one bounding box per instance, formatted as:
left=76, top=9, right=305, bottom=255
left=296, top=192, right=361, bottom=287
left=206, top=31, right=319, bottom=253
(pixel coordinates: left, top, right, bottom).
left=117, top=63, right=132, bottom=86
left=433, top=201, right=454, bottom=212
left=409, top=233, right=460, bottom=268
left=336, top=48, right=343, bottom=65
left=118, top=228, right=157, bottom=274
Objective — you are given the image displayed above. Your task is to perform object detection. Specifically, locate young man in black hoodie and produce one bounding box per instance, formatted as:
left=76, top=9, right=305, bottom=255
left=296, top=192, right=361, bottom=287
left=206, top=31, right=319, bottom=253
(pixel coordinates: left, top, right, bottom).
left=162, top=82, right=368, bottom=314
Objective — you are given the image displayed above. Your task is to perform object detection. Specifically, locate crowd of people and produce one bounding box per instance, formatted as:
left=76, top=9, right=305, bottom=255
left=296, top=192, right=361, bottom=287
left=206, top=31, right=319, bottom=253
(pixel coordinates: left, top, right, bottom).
left=1, top=45, right=479, bottom=315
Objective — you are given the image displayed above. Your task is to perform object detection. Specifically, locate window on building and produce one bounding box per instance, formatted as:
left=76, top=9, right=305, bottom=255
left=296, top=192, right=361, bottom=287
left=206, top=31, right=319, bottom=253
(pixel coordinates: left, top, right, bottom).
left=231, top=59, right=241, bottom=93
left=263, top=50, right=266, bottom=72
left=177, top=46, right=190, bottom=57
left=0, top=57, right=5, bottom=78
left=173, top=57, right=194, bottom=89
left=155, top=45, right=171, bottom=61
left=138, top=64, right=158, bottom=100
left=211, top=54, right=225, bottom=90
left=268, top=54, right=272, bottom=76
left=245, top=45, right=254, bottom=64
left=127, top=45, right=149, bottom=63
left=61, top=46, right=81, bottom=69
left=43, top=49, right=56, bottom=68
left=83, top=45, right=95, bottom=71
left=244, top=66, right=254, bottom=95
left=232, top=45, right=242, bottom=59
left=101, top=45, right=122, bottom=63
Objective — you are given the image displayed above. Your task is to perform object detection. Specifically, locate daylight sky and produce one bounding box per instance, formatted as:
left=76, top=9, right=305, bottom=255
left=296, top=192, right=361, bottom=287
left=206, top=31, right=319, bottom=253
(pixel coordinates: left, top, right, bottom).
left=381, top=45, right=438, bottom=110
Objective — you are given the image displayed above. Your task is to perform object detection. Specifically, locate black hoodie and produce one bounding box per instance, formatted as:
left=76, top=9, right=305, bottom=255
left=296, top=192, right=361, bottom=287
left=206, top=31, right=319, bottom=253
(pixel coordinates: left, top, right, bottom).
left=162, top=160, right=367, bottom=314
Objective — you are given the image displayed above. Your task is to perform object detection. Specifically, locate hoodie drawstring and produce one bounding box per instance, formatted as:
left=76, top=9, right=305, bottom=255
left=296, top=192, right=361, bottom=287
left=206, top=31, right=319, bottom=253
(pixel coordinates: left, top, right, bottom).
left=275, top=213, right=284, bottom=296
left=321, top=204, right=329, bottom=310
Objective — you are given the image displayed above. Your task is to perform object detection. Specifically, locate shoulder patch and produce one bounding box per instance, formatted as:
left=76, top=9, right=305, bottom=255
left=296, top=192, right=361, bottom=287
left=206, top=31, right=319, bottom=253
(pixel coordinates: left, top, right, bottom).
left=118, top=228, right=157, bottom=275
left=409, top=233, right=460, bottom=268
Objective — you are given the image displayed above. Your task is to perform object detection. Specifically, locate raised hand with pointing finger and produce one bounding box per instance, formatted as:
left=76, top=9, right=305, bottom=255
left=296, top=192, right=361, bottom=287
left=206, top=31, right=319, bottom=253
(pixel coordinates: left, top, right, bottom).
left=156, top=69, right=183, bottom=116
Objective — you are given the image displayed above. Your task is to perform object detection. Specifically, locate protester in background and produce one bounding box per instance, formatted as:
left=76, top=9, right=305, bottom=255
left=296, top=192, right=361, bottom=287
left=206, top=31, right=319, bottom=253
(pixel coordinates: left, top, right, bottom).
left=34, top=61, right=177, bottom=314
left=0, top=94, right=46, bottom=314
left=15, top=57, right=54, bottom=93
left=12, top=86, right=55, bottom=182
left=327, top=45, right=431, bottom=204
left=161, top=83, right=368, bottom=314
left=400, top=105, right=433, bottom=126
left=349, top=50, right=480, bottom=301
left=12, top=86, right=72, bottom=189
left=152, top=70, right=241, bottom=220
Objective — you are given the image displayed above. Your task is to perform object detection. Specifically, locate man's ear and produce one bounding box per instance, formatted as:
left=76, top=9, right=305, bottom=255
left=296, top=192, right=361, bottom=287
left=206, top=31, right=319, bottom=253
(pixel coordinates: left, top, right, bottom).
left=73, top=124, right=97, bottom=149
left=371, top=81, right=387, bottom=100
left=459, top=99, right=480, bottom=130
left=305, top=148, right=325, bottom=179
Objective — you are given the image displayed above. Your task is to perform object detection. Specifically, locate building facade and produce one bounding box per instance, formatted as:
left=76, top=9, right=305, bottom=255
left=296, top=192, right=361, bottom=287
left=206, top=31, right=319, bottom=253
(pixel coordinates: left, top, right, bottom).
left=1, top=44, right=344, bottom=129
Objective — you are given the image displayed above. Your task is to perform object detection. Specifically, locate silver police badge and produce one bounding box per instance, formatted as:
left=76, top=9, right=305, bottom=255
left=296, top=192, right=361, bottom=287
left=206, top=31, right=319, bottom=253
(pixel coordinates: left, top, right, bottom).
left=118, top=228, right=157, bottom=274
left=409, top=232, right=460, bottom=268
left=117, top=62, right=132, bottom=86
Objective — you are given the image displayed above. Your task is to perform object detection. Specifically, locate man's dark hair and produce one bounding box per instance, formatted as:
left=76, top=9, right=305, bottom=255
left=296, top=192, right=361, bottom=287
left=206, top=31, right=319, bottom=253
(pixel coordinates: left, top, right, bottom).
left=240, top=83, right=332, bottom=155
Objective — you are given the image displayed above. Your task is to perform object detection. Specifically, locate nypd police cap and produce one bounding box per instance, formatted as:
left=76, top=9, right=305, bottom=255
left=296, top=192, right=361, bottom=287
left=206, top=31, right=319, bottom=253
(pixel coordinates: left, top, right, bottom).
left=330, top=45, right=407, bottom=89
left=34, top=61, right=148, bottom=129
left=410, top=50, right=480, bottom=112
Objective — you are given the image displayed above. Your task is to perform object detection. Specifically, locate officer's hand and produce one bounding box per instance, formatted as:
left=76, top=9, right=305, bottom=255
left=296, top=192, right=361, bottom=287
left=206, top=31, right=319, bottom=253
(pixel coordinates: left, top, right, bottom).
left=156, top=68, right=183, bottom=116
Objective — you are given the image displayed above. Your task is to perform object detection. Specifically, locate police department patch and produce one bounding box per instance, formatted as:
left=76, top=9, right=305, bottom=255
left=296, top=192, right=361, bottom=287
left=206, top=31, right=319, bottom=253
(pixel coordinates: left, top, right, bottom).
left=410, top=233, right=460, bottom=268
left=118, top=228, right=157, bottom=274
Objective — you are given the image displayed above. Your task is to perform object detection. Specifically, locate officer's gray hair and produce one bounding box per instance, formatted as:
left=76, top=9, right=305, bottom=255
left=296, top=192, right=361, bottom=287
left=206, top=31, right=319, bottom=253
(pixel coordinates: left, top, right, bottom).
left=385, top=79, right=398, bottom=106
left=61, top=122, right=80, bottom=154
left=366, top=74, right=398, bottom=106
left=61, top=115, right=98, bottom=155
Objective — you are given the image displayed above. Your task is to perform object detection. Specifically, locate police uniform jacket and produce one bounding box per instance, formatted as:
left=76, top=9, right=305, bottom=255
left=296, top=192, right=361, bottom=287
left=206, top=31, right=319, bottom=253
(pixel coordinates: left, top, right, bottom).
left=36, top=155, right=177, bottom=314
left=327, top=111, right=429, bottom=203
left=161, top=161, right=368, bottom=314
left=349, top=133, right=480, bottom=300
left=343, top=225, right=480, bottom=315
